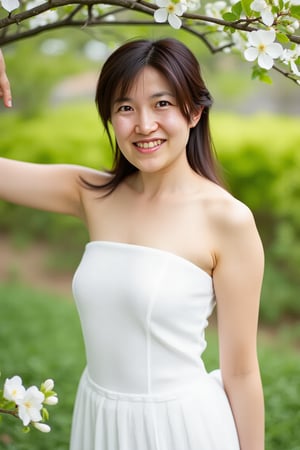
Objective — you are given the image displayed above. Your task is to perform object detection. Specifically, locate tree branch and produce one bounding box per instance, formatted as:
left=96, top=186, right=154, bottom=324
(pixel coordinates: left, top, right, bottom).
left=0, top=0, right=298, bottom=83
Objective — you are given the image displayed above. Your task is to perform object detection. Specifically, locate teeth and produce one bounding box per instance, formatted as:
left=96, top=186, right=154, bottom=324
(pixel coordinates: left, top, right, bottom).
left=136, top=140, right=162, bottom=149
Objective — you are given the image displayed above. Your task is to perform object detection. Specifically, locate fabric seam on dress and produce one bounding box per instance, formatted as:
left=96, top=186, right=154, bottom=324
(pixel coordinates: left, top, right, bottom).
left=145, top=258, right=168, bottom=450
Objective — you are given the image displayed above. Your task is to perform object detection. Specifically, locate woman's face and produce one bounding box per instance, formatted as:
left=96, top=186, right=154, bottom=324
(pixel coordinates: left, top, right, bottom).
left=110, top=66, right=200, bottom=175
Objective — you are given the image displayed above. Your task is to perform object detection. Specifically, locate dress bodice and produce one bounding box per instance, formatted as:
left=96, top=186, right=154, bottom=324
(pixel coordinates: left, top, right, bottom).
left=72, top=241, right=216, bottom=395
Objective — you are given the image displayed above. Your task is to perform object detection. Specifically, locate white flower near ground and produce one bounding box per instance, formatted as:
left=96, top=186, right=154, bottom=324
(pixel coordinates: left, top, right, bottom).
left=17, top=386, right=45, bottom=427
left=3, top=376, right=25, bottom=403
left=0, top=0, right=20, bottom=12
left=250, top=0, right=274, bottom=26
left=154, top=0, right=186, bottom=29
left=33, top=422, right=51, bottom=433
left=244, top=29, right=283, bottom=70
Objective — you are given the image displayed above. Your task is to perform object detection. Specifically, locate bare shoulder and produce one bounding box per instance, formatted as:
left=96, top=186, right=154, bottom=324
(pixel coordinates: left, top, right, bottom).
left=201, top=183, right=256, bottom=234
left=199, top=182, right=264, bottom=277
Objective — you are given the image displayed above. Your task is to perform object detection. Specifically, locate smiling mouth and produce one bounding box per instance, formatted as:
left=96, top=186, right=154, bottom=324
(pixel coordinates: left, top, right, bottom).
left=134, top=139, right=165, bottom=151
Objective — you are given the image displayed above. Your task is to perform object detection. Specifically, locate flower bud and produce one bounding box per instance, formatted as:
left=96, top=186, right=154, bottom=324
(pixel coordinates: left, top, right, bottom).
left=33, top=422, right=51, bottom=433
left=44, top=395, right=58, bottom=406
left=42, top=379, right=54, bottom=392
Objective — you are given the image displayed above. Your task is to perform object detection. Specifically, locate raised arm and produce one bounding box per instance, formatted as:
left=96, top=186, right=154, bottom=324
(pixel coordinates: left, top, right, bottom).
left=0, top=50, right=105, bottom=219
left=0, top=49, right=12, bottom=108
left=0, top=157, right=109, bottom=219
left=212, top=199, right=265, bottom=450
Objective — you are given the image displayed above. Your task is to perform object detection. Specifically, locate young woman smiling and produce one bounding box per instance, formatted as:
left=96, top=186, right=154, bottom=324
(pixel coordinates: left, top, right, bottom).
left=0, top=39, right=264, bottom=450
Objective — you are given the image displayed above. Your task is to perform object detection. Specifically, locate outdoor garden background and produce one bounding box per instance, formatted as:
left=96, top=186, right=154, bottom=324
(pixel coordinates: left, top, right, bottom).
left=0, top=3, right=300, bottom=449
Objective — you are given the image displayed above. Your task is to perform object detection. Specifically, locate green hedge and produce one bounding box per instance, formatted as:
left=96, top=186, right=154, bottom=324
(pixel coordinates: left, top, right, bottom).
left=0, top=105, right=300, bottom=323
left=212, top=114, right=300, bottom=323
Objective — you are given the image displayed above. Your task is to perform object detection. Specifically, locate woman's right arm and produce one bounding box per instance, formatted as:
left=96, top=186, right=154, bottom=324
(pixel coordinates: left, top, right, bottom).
left=0, top=50, right=103, bottom=219
left=0, top=49, right=12, bottom=108
left=0, top=158, right=102, bottom=219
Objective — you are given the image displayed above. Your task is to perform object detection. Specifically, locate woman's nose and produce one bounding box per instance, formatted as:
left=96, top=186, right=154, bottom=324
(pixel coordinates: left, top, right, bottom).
left=135, top=110, right=158, bottom=135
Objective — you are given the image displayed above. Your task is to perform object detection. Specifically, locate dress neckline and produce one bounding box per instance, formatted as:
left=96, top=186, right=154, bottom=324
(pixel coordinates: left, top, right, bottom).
left=86, top=240, right=212, bottom=280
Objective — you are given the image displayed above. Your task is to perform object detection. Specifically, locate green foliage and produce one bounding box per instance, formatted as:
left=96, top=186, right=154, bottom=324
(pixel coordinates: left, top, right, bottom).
left=0, top=282, right=85, bottom=449
left=2, top=30, right=100, bottom=117
left=0, top=282, right=299, bottom=449
left=212, top=113, right=300, bottom=323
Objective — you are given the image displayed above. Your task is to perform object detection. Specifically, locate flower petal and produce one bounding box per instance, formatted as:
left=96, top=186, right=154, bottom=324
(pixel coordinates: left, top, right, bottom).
left=154, top=8, right=168, bottom=22
left=260, top=29, right=276, bottom=45
left=247, top=31, right=262, bottom=47
left=156, top=0, right=169, bottom=7
left=244, top=47, right=258, bottom=62
left=266, top=43, right=283, bottom=58
left=174, top=3, right=185, bottom=15
left=1, top=0, right=20, bottom=12
left=258, top=53, right=273, bottom=69
left=261, top=9, right=274, bottom=26
left=168, top=12, right=182, bottom=29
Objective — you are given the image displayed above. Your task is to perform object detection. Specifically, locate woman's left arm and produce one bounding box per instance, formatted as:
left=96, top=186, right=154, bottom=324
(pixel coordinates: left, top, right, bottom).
left=213, top=200, right=265, bottom=450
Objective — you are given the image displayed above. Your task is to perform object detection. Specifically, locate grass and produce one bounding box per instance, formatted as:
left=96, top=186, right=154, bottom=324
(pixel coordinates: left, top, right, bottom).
left=0, top=282, right=299, bottom=449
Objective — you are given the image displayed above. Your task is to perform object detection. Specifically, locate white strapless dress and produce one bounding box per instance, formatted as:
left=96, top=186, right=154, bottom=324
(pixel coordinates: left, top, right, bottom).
left=70, top=241, right=240, bottom=449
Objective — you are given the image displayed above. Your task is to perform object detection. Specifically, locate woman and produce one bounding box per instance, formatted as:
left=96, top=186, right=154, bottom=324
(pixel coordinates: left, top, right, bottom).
left=0, top=39, right=264, bottom=450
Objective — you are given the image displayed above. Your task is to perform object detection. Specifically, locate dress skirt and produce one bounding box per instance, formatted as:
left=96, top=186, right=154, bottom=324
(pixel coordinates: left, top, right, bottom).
left=70, top=368, right=240, bottom=450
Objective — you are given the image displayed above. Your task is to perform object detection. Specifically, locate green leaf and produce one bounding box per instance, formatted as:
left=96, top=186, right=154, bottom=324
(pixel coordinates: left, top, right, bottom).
left=223, top=12, right=238, bottom=21
left=251, top=65, right=273, bottom=84
left=290, top=5, right=300, bottom=19
left=260, top=73, right=273, bottom=84
left=22, top=426, right=31, bottom=433
left=232, top=1, right=243, bottom=17
left=276, top=32, right=290, bottom=44
left=42, top=407, right=49, bottom=421
left=241, top=0, right=252, bottom=16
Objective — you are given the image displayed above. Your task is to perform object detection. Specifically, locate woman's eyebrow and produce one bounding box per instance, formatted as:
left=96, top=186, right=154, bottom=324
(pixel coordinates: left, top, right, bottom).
left=114, top=91, right=175, bottom=105
left=150, top=91, right=175, bottom=99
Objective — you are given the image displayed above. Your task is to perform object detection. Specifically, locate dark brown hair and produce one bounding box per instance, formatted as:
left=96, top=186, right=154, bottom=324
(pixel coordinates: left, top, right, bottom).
left=88, top=38, right=222, bottom=192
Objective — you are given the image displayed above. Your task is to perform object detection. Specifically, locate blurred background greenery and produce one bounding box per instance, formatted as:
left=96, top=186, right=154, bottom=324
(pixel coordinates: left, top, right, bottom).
left=0, top=24, right=299, bottom=450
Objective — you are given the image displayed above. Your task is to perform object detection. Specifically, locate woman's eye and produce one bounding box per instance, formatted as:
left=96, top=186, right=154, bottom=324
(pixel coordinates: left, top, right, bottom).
left=156, top=100, right=171, bottom=108
left=118, top=105, right=132, bottom=112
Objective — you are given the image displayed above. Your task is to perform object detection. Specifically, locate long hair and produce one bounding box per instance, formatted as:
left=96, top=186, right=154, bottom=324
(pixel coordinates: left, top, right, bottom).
left=86, top=38, right=223, bottom=193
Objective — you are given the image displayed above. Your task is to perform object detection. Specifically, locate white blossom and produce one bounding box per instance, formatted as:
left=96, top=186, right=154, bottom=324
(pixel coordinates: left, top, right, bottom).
left=250, top=0, right=274, bottom=26
left=281, top=46, right=300, bottom=77
left=0, top=0, right=20, bottom=12
left=154, top=0, right=186, bottom=29
left=244, top=29, right=283, bottom=70
left=205, top=1, right=227, bottom=19
left=183, top=0, right=200, bottom=11
left=17, top=386, right=45, bottom=427
left=290, top=0, right=300, bottom=4
left=26, top=0, right=58, bottom=28
left=3, top=376, right=25, bottom=403
left=286, top=18, right=299, bottom=33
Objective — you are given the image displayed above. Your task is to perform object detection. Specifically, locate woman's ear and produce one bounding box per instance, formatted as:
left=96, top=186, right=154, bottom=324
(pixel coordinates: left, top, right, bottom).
left=190, top=106, right=204, bottom=128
